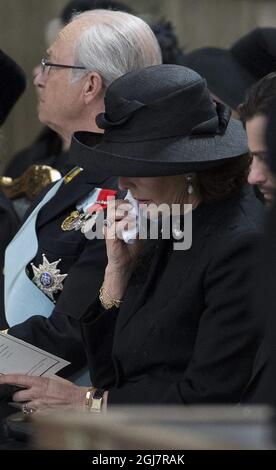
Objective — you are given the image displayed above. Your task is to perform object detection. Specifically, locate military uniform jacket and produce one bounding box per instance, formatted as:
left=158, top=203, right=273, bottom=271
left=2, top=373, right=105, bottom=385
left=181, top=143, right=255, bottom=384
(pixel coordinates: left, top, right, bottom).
left=6, top=170, right=118, bottom=377
left=77, top=186, right=264, bottom=404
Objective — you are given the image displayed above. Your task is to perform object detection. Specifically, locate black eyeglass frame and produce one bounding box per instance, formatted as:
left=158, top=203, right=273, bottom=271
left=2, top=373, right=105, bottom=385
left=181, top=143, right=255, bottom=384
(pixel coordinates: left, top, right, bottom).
left=41, top=58, right=86, bottom=74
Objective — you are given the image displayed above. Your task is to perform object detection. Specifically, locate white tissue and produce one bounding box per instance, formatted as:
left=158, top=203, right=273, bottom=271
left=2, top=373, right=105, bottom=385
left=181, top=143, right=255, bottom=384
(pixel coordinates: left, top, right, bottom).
left=122, top=190, right=139, bottom=244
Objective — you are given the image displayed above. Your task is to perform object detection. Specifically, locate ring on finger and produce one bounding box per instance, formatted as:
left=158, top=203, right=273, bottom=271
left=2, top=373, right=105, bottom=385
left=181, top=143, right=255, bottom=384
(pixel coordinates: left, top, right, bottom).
left=22, top=402, right=35, bottom=415
left=103, top=219, right=112, bottom=229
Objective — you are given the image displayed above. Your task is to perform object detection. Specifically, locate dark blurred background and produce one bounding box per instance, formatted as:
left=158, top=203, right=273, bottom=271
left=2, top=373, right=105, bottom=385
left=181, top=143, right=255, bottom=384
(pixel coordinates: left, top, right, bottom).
left=1, top=0, right=276, bottom=172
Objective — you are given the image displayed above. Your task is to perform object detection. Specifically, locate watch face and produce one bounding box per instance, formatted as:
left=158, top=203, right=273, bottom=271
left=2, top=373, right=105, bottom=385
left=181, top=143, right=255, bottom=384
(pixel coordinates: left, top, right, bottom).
left=92, top=399, right=102, bottom=412
left=91, top=388, right=104, bottom=412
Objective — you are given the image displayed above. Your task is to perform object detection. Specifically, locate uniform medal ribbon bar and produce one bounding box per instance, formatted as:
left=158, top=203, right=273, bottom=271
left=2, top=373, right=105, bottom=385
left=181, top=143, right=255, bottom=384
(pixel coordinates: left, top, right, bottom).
left=61, top=188, right=117, bottom=232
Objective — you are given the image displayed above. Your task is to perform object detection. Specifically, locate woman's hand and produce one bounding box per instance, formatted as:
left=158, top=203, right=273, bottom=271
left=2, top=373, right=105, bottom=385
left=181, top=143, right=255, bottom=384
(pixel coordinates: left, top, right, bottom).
left=0, top=374, right=87, bottom=413
left=101, top=199, right=142, bottom=303
left=104, top=199, right=141, bottom=274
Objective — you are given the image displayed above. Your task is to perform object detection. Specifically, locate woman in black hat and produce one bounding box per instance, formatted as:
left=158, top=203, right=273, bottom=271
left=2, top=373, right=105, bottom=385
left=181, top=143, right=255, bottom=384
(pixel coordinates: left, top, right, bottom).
left=0, top=65, right=264, bottom=411
left=0, top=49, right=26, bottom=328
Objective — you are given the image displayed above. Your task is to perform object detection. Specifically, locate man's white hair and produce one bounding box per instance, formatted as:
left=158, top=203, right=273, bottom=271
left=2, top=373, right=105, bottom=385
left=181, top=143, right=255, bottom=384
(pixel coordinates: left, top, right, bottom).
left=70, top=9, right=162, bottom=87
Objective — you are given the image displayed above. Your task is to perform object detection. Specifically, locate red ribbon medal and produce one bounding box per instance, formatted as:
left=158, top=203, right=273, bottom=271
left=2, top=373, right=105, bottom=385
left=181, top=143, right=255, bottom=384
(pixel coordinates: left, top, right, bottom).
left=82, top=188, right=117, bottom=234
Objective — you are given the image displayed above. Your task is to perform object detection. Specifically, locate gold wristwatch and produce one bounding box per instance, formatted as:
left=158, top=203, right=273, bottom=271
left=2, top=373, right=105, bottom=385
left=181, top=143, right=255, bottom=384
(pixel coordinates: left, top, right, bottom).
left=89, top=388, right=105, bottom=413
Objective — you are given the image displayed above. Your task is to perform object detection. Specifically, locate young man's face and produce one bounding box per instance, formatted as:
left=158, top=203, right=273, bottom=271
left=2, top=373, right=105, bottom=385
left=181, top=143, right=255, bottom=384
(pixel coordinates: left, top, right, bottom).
left=246, top=114, right=276, bottom=206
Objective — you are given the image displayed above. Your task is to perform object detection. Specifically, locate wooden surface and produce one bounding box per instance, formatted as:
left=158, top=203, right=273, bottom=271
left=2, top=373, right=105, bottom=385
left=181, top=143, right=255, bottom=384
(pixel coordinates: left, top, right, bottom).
left=32, top=405, right=275, bottom=450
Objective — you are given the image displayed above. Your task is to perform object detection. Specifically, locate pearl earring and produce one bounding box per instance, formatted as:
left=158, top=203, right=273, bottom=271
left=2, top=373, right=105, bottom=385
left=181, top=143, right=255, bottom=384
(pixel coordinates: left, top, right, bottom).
left=186, top=174, right=194, bottom=195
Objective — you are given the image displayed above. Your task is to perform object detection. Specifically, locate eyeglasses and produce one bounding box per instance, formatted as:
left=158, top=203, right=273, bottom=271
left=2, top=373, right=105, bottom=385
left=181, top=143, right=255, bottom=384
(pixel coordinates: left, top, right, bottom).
left=41, top=57, right=86, bottom=74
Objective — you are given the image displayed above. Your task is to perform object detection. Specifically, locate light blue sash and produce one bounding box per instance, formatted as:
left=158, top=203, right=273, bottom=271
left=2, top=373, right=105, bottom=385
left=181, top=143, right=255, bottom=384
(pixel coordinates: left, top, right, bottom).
left=4, top=179, right=64, bottom=327
left=4, top=177, right=92, bottom=386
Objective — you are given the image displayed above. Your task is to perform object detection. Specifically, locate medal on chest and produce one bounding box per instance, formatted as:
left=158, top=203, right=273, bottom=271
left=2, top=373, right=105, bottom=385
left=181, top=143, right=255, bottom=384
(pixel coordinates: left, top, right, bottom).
left=31, top=254, right=68, bottom=302
left=61, top=210, right=83, bottom=231
left=61, top=188, right=117, bottom=233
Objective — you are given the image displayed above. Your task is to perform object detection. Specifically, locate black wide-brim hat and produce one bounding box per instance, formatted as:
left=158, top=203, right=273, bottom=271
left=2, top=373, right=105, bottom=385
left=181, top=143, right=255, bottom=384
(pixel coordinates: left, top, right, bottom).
left=70, top=64, right=248, bottom=177
left=0, top=49, right=26, bottom=126
left=182, top=28, right=276, bottom=110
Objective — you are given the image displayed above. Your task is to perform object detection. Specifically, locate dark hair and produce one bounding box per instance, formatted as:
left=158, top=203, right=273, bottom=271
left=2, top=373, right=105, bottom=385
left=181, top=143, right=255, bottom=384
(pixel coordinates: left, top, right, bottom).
left=150, top=20, right=185, bottom=65
left=197, top=153, right=251, bottom=203
left=238, top=71, right=276, bottom=123
left=61, top=0, right=134, bottom=25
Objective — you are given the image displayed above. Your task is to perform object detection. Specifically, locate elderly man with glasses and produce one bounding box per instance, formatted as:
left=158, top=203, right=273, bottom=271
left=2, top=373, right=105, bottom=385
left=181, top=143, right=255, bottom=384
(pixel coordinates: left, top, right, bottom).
left=0, top=10, right=161, bottom=386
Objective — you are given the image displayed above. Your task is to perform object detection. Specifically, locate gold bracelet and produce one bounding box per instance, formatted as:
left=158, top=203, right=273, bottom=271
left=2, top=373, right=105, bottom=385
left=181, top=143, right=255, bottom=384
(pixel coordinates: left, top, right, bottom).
left=99, top=284, right=123, bottom=310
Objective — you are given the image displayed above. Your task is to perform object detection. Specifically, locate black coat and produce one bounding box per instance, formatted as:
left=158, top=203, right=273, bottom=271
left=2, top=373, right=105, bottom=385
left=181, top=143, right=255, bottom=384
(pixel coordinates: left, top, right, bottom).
left=77, top=186, right=264, bottom=404
left=5, top=128, right=73, bottom=178
left=4, top=170, right=118, bottom=378
left=0, top=190, right=19, bottom=266
left=242, top=202, right=276, bottom=405
left=0, top=190, right=19, bottom=329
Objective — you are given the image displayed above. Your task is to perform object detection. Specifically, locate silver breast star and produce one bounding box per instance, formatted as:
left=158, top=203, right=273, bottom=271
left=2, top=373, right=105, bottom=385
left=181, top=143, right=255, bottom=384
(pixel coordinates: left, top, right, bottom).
left=31, top=254, right=68, bottom=302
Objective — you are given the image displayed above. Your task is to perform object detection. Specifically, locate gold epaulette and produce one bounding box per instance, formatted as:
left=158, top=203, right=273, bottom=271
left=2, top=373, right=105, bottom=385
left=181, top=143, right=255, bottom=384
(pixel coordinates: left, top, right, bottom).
left=0, top=164, right=62, bottom=201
